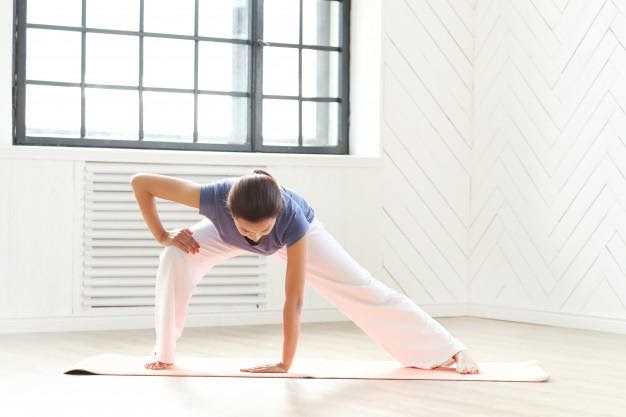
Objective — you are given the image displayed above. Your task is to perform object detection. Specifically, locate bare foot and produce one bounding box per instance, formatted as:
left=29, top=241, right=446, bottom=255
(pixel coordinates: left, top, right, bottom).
left=453, top=350, right=480, bottom=374
left=432, top=350, right=480, bottom=374
left=144, top=360, right=173, bottom=370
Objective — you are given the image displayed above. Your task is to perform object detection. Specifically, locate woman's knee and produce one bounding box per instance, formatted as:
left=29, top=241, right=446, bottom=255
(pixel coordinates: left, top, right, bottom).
left=160, top=245, right=188, bottom=261
left=156, top=246, right=196, bottom=290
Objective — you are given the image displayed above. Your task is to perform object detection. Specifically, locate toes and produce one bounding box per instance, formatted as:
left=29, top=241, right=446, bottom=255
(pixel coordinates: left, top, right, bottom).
left=144, top=362, right=163, bottom=370
left=454, top=365, right=480, bottom=375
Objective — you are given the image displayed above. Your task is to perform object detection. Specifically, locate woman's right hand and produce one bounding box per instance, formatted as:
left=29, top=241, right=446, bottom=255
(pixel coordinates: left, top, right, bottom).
left=158, top=228, right=200, bottom=254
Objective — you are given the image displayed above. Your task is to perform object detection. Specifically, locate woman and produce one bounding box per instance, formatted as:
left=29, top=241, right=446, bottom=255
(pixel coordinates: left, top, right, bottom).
left=131, top=169, right=480, bottom=374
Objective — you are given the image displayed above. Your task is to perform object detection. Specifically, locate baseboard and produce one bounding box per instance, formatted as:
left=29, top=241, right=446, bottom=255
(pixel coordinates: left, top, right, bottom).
left=469, top=304, right=626, bottom=335
left=0, top=309, right=346, bottom=334
left=418, top=303, right=469, bottom=317
left=0, top=303, right=469, bottom=334
left=8, top=303, right=621, bottom=335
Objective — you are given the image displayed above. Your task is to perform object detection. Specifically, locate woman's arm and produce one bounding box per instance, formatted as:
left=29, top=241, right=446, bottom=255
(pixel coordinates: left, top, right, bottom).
left=130, top=173, right=201, bottom=245
left=239, top=231, right=308, bottom=373
left=281, top=233, right=308, bottom=369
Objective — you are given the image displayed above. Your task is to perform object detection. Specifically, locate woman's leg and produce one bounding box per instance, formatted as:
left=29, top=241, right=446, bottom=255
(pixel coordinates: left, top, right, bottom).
left=152, top=218, right=246, bottom=364
left=276, top=218, right=466, bottom=369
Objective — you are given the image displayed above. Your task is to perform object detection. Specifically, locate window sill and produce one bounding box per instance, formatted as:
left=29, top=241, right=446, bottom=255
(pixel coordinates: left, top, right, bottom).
left=0, top=144, right=383, bottom=168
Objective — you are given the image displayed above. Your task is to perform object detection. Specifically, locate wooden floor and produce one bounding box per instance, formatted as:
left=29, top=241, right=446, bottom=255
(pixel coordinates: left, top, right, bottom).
left=0, top=317, right=624, bottom=417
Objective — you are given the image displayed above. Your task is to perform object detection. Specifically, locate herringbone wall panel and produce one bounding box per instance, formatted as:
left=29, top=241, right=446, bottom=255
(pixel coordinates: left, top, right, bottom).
left=381, top=0, right=626, bottom=328
left=382, top=0, right=474, bottom=307
left=472, top=0, right=626, bottom=323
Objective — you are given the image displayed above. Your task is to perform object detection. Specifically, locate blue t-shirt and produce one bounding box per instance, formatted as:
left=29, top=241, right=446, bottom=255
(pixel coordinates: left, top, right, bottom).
left=198, top=177, right=315, bottom=255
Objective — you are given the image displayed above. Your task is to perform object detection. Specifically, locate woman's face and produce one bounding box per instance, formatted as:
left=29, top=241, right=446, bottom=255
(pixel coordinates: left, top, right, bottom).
left=233, top=216, right=277, bottom=242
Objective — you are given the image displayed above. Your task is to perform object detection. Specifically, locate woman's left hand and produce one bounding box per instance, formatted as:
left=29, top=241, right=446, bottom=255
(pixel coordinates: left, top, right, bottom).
left=240, top=362, right=289, bottom=373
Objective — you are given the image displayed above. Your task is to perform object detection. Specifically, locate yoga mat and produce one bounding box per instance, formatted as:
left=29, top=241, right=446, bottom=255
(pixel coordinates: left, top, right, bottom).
left=65, top=354, right=550, bottom=382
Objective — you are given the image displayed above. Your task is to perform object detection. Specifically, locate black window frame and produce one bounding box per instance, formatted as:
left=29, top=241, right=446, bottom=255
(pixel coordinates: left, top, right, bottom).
left=12, top=0, right=350, bottom=154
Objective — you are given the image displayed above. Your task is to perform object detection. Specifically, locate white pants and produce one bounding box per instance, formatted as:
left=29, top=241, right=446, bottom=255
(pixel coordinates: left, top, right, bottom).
left=152, top=217, right=466, bottom=368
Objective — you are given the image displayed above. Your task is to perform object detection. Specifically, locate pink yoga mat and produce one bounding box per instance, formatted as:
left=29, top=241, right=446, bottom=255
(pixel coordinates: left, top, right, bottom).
left=65, top=354, right=550, bottom=382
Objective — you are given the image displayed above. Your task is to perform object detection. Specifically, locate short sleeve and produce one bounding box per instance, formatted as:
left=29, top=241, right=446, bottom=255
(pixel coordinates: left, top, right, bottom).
left=283, top=209, right=311, bottom=247
left=199, top=181, right=219, bottom=218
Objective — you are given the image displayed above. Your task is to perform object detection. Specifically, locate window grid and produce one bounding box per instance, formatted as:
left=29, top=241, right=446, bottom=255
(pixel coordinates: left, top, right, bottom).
left=12, top=0, right=350, bottom=154
left=254, top=0, right=347, bottom=153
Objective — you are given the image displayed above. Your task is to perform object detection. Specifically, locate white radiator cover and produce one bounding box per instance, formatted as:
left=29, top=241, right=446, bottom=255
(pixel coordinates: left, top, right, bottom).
left=80, top=161, right=268, bottom=314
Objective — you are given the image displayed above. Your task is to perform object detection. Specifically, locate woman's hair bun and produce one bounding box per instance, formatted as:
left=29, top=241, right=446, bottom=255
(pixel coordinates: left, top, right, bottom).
left=252, top=169, right=273, bottom=177
left=228, top=168, right=282, bottom=221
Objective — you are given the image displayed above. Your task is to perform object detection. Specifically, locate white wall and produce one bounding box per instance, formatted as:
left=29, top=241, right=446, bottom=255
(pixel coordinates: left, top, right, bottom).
left=381, top=0, right=474, bottom=313
left=470, top=0, right=626, bottom=333
left=0, top=154, right=387, bottom=333
left=4, top=0, right=625, bottom=335
left=0, top=0, right=470, bottom=334
left=380, top=0, right=626, bottom=334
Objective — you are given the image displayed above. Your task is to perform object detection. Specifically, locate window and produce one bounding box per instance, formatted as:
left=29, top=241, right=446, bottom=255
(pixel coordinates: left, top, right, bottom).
left=12, top=0, right=350, bottom=154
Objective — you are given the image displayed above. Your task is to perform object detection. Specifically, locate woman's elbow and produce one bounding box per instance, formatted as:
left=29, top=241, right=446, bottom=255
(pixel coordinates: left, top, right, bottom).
left=130, top=173, right=148, bottom=190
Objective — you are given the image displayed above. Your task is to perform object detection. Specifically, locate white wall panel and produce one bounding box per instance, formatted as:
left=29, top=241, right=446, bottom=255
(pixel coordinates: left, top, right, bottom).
left=3, top=0, right=626, bottom=334
left=471, top=0, right=626, bottom=326
left=382, top=0, right=473, bottom=306
left=0, top=159, right=74, bottom=318
left=0, top=159, right=10, bottom=314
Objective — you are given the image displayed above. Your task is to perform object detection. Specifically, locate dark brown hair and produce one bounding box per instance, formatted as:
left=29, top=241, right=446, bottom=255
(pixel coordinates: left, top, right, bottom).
left=226, top=169, right=283, bottom=222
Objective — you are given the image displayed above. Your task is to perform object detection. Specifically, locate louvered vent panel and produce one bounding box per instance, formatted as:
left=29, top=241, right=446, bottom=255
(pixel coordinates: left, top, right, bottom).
left=82, top=162, right=268, bottom=312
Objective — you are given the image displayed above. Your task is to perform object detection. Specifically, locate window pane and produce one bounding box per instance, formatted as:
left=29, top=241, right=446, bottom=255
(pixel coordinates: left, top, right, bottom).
left=198, top=42, right=248, bottom=92
left=26, top=85, right=81, bottom=137
left=27, top=29, right=81, bottom=83
left=303, top=0, right=341, bottom=47
left=144, top=0, right=195, bottom=35
left=143, top=38, right=194, bottom=89
left=27, top=0, right=82, bottom=26
left=198, top=95, right=247, bottom=144
left=17, top=0, right=347, bottom=153
left=263, top=47, right=298, bottom=96
left=87, top=0, right=139, bottom=31
left=302, top=101, right=338, bottom=146
left=85, top=89, right=138, bottom=139
left=86, top=34, right=138, bottom=86
left=302, top=50, right=339, bottom=98
left=143, top=92, right=194, bottom=142
left=198, top=0, right=250, bottom=39
left=262, top=99, right=298, bottom=146
left=263, top=0, right=299, bottom=44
